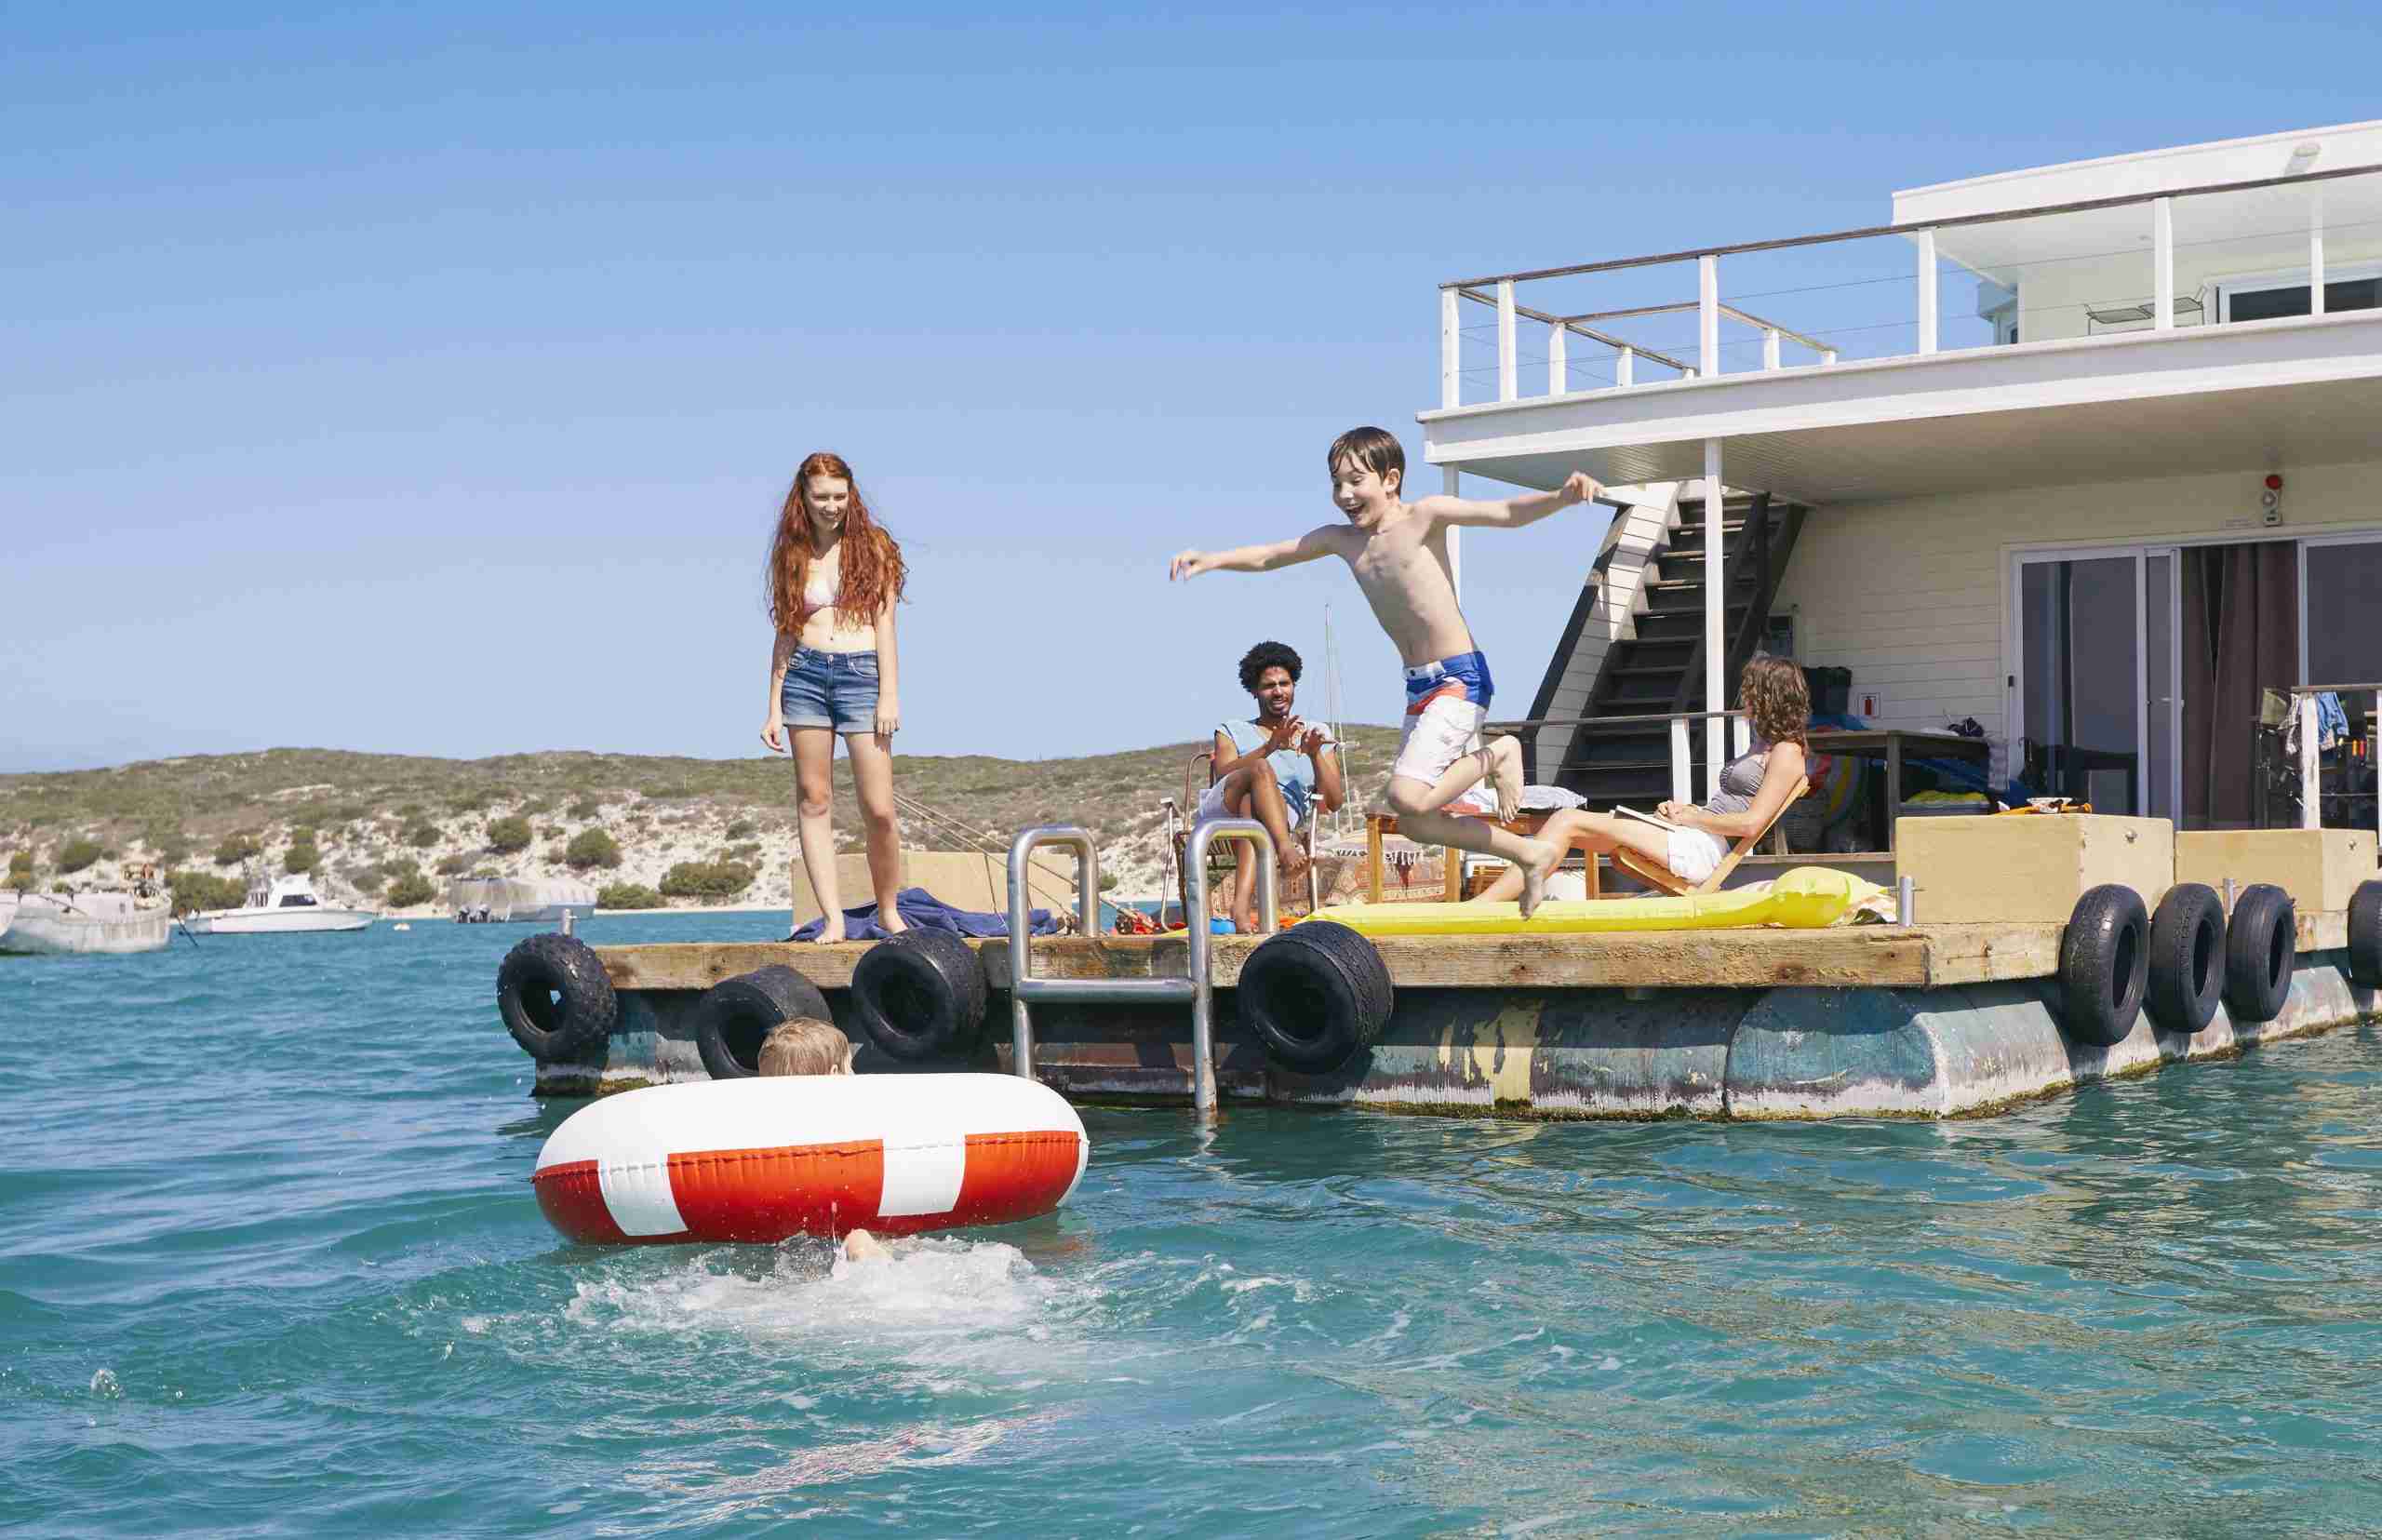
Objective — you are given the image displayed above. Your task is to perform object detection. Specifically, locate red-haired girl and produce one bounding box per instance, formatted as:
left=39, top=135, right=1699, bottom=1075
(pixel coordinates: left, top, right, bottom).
left=761, top=452, right=909, bottom=942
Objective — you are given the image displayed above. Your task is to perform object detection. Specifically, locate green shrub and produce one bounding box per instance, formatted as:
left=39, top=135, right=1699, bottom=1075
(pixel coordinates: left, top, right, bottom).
left=56, top=837, right=103, bottom=875
left=284, top=837, right=320, bottom=876
left=448, top=789, right=495, bottom=815
left=435, top=852, right=472, bottom=877
left=215, top=832, right=262, bottom=865
left=331, top=802, right=370, bottom=824
left=725, top=818, right=757, bottom=840
left=485, top=815, right=532, bottom=854
left=660, top=860, right=756, bottom=900
left=349, top=864, right=386, bottom=896
left=565, top=829, right=622, bottom=870
left=385, top=872, right=438, bottom=908
left=404, top=822, right=440, bottom=849
left=568, top=797, right=602, bottom=820
left=520, top=796, right=552, bottom=816
left=597, top=882, right=663, bottom=910
left=166, top=870, right=246, bottom=917
left=7, top=850, right=31, bottom=877
left=726, top=841, right=763, bottom=865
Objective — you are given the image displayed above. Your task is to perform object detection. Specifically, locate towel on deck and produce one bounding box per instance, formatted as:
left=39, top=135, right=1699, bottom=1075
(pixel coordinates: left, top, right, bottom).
left=788, top=885, right=1063, bottom=944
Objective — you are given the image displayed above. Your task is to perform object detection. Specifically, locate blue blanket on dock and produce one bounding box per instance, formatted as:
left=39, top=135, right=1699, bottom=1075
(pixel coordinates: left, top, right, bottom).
left=788, top=886, right=1062, bottom=944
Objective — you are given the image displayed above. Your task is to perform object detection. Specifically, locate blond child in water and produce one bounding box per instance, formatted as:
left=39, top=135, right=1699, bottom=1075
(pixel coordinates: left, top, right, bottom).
left=756, top=1017, right=889, bottom=1263
left=1171, top=427, right=1603, bottom=917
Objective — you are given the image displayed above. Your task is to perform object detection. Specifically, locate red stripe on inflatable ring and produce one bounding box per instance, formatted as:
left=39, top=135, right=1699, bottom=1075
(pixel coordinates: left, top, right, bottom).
left=664, top=1140, right=888, bottom=1243
left=949, top=1130, right=1085, bottom=1227
left=531, top=1159, right=632, bottom=1245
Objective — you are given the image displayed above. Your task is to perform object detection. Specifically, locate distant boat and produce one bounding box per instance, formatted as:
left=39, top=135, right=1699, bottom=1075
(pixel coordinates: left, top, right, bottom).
left=182, top=873, right=377, bottom=935
left=0, top=891, right=172, bottom=956
left=446, top=877, right=596, bottom=924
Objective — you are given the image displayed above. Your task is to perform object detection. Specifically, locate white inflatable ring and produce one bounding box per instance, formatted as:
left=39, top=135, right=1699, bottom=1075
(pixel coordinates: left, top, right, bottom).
left=532, top=1073, right=1089, bottom=1245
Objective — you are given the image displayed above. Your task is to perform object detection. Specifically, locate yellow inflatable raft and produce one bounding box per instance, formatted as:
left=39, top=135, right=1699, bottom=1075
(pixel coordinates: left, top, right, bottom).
left=1310, top=866, right=1876, bottom=937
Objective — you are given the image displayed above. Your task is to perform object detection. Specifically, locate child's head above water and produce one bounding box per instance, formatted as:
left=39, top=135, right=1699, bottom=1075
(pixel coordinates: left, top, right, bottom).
left=756, top=1017, right=856, bottom=1077
left=1327, top=426, right=1404, bottom=518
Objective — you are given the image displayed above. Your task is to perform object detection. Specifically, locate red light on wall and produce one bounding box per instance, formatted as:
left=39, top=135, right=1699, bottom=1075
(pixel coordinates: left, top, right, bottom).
left=2265, top=474, right=2284, bottom=490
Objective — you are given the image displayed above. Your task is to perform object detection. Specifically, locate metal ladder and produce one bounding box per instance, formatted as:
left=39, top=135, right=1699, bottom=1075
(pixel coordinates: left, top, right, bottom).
left=1005, top=819, right=1276, bottom=1123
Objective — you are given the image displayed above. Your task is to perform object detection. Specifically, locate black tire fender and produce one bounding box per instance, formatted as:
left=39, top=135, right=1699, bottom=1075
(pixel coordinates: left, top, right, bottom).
left=850, top=930, right=990, bottom=1062
left=2058, top=884, right=2148, bottom=1049
left=2222, top=883, right=2296, bottom=1024
left=691, top=965, right=833, bottom=1079
left=2145, top=883, right=2226, bottom=1036
left=1238, top=920, right=1394, bottom=1075
left=497, top=932, right=618, bottom=1063
left=2348, top=879, right=2382, bottom=988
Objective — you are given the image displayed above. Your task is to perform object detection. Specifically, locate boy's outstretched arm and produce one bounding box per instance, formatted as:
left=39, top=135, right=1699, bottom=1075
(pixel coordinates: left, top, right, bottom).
left=1421, top=471, right=1605, bottom=529
left=1170, top=525, right=1343, bottom=581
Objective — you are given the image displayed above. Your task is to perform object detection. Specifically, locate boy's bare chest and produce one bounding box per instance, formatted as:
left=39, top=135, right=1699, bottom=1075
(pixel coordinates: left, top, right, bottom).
left=1347, top=526, right=1441, bottom=591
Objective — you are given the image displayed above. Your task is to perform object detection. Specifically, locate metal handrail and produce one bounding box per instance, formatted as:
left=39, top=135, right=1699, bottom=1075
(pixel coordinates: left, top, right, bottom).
left=1454, top=285, right=1697, bottom=376
left=1556, top=300, right=1835, bottom=358
left=1005, top=819, right=1275, bottom=1124
left=1489, top=708, right=1747, bottom=733
left=1443, top=162, right=2382, bottom=288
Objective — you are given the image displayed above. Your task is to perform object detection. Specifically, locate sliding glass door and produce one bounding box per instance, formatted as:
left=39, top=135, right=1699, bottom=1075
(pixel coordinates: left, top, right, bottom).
left=2013, top=548, right=2180, bottom=819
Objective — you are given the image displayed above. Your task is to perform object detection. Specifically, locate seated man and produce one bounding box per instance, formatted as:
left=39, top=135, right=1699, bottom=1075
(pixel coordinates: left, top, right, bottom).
left=1199, top=641, right=1345, bottom=931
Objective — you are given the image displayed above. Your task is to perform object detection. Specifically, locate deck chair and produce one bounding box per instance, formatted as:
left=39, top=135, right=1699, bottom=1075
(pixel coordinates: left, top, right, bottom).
left=1610, top=784, right=1807, bottom=897
left=1173, top=752, right=1319, bottom=922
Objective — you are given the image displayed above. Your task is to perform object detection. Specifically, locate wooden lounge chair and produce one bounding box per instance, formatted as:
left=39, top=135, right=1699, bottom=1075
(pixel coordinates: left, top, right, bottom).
left=1610, top=784, right=1806, bottom=897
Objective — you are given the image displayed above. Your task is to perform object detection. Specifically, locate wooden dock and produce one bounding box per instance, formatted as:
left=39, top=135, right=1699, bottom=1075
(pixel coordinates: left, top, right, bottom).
left=591, top=909, right=2354, bottom=998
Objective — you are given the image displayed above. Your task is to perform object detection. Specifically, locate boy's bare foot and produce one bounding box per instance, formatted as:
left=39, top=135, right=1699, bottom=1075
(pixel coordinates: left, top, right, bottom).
left=875, top=906, right=908, bottom=936
left=1486, top=736, right=1525, bottom=824
left=1233, top=909, right=1261, bottom=934
left=814, top=919, right=846, bottom=944
left=1516, top=837, right=1562, bottom=920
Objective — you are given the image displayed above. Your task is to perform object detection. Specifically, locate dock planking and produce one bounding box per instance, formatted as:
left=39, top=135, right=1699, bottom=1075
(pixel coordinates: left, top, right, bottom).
left=579, top=917, right=2260, bottom=994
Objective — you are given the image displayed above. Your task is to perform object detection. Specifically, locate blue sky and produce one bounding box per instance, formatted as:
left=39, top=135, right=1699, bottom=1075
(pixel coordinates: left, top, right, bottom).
left=7, top=2, right=2377, bottom=771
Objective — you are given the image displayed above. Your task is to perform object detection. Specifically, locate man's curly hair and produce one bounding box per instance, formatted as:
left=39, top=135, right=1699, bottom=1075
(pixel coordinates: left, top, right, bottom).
left=1238, top=641, right=1303, bottom=694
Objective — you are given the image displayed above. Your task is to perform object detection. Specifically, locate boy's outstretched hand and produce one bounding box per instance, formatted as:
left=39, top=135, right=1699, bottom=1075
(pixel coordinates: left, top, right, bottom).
left=1169, top=549, right=1210, bottom=581
left=1559, top=471, right=1603, bottom=505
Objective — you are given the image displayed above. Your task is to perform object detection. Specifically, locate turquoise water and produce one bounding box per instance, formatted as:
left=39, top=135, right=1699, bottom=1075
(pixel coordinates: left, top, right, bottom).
left=6, top=915, right=2382, bottom=1535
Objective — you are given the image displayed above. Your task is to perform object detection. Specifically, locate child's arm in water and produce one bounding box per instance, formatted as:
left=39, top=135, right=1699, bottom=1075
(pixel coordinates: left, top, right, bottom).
left=1418, top=471, right=1603, bottom=530
left=1170, top=525, right=1346, bottom=581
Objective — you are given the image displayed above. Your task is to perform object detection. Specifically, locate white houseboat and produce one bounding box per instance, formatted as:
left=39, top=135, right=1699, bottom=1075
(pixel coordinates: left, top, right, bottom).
left=182, top=872, right=377, bottom=935
left=0, top=891, right=172, bottom=955
left=1419, top=120, right=2380, bottom=863
left=448, top=876, right=597, bottom=924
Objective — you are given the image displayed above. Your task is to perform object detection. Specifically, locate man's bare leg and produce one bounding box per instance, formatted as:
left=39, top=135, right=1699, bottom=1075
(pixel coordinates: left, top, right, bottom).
left=1386, top=777, right=1561, bottom=917
left=1216, top=762, right=1307, bottom=883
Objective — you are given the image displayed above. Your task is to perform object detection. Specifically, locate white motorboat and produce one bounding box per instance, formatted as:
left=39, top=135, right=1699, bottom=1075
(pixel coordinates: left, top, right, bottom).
left=0, top=891, right=172, bottom=955
left=182, top=873, right=377, bottom=935
left=446, top=877, right=596, bottom=924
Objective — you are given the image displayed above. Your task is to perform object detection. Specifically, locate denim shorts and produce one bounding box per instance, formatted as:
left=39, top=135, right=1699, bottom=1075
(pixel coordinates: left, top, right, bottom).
left=780, top=647, right=880, bottom=734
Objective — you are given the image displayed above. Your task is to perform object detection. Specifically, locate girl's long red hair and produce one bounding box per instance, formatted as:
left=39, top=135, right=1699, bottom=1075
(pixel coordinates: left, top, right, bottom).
left=766, top=451, right=906, bottom=632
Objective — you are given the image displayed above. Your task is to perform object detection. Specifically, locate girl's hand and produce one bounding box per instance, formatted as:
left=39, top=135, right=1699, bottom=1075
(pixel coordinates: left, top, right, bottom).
left=1169, top=549, right=1210, bottom=581
left=1656, top=800, right=1692, bottom=824
left=875, top=699, right=900, bottom=742
left=761, top=716, right=786, bottom=753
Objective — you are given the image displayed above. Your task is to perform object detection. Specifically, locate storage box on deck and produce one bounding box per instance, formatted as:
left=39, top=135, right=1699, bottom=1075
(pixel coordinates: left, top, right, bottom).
left=2175, top=828, right=2376, bottom=915
left=1895, top=814, right=2172, bottom=924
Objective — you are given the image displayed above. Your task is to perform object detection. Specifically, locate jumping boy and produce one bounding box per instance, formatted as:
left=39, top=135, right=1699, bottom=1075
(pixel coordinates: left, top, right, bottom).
left=756, top=1017, right=889, bottom=1262
left=1169, top=427, right=1602, bottom=917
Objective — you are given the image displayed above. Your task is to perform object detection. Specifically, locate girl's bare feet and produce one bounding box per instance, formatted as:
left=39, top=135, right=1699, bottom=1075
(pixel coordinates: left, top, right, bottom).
left=875, top=906, right=908, bottom=936
left=1486, top=735, right=1525, bottom=824
left=1516, top=836, right=1562, bottom=919
left=814, top=917, right=847, bottom=944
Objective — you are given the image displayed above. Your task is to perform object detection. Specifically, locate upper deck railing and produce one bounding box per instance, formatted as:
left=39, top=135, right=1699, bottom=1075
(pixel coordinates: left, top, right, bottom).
left=1436, top=162, right=2382, bottom=409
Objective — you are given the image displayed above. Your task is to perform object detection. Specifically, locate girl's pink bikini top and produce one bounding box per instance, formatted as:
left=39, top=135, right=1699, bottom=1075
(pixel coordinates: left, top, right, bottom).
left=796, top=566, right=839, bottom=625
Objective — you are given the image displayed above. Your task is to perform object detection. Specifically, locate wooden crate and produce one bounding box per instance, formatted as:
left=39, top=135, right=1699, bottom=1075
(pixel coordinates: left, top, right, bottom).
left=2175, top=828, right=2377, bottom=915
left=1895, top=814, right=2172, bottom=924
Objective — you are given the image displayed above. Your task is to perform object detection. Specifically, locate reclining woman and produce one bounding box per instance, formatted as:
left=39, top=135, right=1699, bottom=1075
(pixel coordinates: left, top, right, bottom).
left=1475, top=654, right=1810, bottom=903
left=1201, top=641, right=1345, bottom=931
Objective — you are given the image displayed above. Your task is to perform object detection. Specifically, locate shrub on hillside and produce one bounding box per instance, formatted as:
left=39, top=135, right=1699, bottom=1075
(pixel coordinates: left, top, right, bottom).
left=448, top=790, right=495, bottom=815
left=215, top=832, right=262, bottom=865
left=485, top=816, right=532, bottom=854
left=349, top=864, right=386, bottom=896
left=568, top=797, right=601, bottom=820
left=725, top=818, right=757, bottom=840
left=565, top=828, right=622, bottom=870
left=435, top=852, right=472, bottom=877
left=284, top=837, right=320, bottom=876
left=385, top=872, right=438, bottom=908
left=57, top=837, right=103, bottom=875
left=167, top=870, right=246, bottom=915
left=403, top=822, right=440, bottom=849
left=8, top=851, right=34, bottom=890
left=597, top=882, right=663, bottom=910
left=660, top=860, right=756, bottom=900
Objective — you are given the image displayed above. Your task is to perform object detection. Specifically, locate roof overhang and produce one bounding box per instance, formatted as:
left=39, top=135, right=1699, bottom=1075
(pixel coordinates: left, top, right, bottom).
left=1418, top=310, right=2382, bottom=503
